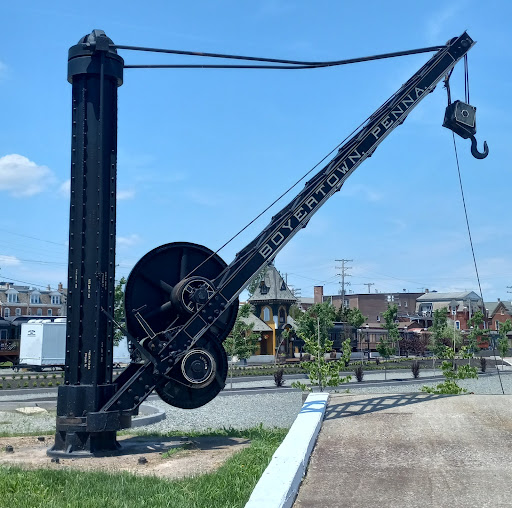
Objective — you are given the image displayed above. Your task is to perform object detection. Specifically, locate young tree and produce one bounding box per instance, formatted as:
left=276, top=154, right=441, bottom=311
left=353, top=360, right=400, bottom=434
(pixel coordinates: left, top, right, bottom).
left=113, top=277, right=127, bottom=346
left=223, top=303, right=260, bottom=362
left=378, top=304, right=399, bottom=380
left=291, top=302, right=351, bottom=391
left=498, top=319, right=512, bottom=370
left=429, top=308, right=450, bottom=358
left=422, top=345, right=478, bottom=394
left=466, top=310, right=489, bottom=366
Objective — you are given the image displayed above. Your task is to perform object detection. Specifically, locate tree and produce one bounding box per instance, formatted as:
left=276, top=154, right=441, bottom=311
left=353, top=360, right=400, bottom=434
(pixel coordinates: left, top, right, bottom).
left=429, top=308, right=451, bottom=358
left=113, top=277, right=127, bottom=346
left=246, top=267, right=268, bottom=298
left=223, top=303, right=260, bottom=362
left=466, top=310, right=489, bottom=366
left=422, top=345, right=478, bottom=394
left=378, top=304, right=399, bottom=380
left=291, top=302, right=351, bottom=391
left=498, top=319, right=512, bottom=370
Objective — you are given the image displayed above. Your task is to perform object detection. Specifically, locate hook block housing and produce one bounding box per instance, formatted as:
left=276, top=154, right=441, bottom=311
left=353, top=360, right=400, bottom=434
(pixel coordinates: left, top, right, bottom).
left=443, top=100, right=477, bottom=139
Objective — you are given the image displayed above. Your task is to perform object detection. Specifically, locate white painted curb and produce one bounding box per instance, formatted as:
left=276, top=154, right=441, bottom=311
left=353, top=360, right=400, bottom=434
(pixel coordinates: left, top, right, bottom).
left=245, top=392, right=329, bottom=508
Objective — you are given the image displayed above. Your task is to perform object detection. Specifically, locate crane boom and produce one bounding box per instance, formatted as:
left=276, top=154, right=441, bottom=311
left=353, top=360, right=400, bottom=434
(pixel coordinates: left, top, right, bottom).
left=95, top=31, right=480, bottom=418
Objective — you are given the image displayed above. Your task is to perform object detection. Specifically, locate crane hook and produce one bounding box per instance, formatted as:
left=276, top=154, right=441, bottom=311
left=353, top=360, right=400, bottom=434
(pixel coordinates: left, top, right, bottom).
left=470, top=135, right=489, bottom=159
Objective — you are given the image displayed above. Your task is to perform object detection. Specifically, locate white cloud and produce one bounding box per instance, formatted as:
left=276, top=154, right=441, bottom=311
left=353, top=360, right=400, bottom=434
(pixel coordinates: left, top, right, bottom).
left=0, top=154, right=56, bottom=197
left=59, top=179, right=70, bottom=197
left=0, top=255, right=21, bottom=267
left=117, top=189, right=135, bottom=200
left=117, top=234, right=141, bottom=248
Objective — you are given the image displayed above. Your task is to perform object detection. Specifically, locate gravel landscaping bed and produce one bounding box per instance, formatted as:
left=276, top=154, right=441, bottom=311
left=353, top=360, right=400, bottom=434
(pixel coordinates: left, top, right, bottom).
left=0, top=391, right=304, bottom=435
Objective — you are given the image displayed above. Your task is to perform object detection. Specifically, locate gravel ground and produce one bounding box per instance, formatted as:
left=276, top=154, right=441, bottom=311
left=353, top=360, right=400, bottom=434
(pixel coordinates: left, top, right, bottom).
left=0, top=371, right=511, bottom=435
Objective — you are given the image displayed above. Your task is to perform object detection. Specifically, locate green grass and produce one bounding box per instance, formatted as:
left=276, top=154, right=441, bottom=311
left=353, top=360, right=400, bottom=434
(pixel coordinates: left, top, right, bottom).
left=0, top=426, right=287, bottom=508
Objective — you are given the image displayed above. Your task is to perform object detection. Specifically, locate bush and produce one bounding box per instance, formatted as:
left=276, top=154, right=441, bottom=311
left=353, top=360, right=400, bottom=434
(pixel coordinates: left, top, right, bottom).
left=33, top=382, right=38, bottom=388
left=23, top=382, right=28, bottom=388
left=354, top=366, right=364, bottom=382
left=480, top=357, right=487, bottom=373
left=47, top=382, right=53, bottom=387
left=273, top=368, right=285, bottom=387
left=411, top=361, right=421, bottom=379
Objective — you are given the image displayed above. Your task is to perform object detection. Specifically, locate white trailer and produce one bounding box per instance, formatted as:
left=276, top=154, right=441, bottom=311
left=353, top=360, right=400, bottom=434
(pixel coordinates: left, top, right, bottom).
left=18, top=320, right=131, bottom=371
left=19, top=320, right=66, bottom=370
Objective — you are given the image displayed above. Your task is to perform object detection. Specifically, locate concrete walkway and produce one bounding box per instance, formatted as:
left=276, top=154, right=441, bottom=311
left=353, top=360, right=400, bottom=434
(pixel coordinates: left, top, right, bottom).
left=294, top=393, right=512, bottom=508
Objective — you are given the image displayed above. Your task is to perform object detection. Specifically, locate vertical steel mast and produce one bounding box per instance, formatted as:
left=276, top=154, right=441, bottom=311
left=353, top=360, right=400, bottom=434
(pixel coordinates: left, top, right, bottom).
left=49, top=30, right=125, bottom=457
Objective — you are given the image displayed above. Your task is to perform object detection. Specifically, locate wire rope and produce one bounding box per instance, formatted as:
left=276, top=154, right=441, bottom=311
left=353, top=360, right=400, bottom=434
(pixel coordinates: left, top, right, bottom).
left=451, top=132, right=505, bottom=394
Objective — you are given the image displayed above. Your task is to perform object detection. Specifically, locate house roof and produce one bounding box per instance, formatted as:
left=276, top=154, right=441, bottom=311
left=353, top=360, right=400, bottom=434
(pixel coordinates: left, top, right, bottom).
left=486, top=301, right=512, bottom=317
left=240, top=313, right=272, bottom=332
left=417, top=291, right=482, bottom=302
left=248, top=265, right=297, bottom=304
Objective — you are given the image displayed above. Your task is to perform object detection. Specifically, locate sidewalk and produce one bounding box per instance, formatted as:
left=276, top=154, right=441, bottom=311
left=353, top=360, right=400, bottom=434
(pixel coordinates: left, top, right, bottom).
left=293, top=393, right=512, bottom=508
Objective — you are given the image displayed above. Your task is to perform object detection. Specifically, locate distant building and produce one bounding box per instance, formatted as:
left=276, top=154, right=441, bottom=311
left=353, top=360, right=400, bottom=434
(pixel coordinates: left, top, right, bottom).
left=486, top=299, right=512, bottom=331
left=314, top=285, right=424, bottom=323
left=414, top=291, right=485, bottom=330
left=248, top=265, right=297, bottom=357
left=0, top=282, right=66, bottom=320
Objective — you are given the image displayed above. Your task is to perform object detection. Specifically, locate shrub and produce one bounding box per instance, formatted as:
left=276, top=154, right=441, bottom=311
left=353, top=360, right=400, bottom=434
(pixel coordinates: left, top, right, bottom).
left=355, top=366, right=364, bottom=382
left=47, top=382, right=53, bottom=387
left=33, top=382, right=38, bottom=388
left=411, top=361, right=421, bottom=379
left=480, top=357, right=487, bottom=373
left=6, top=383, right=11, bottom=389
left=273, top=368, right=285, bottom=387
left=40, top=382, right=46, bottom=387
left=23, top=381, right=28, bottom=388
left=52, top=374, right=57, bottom=379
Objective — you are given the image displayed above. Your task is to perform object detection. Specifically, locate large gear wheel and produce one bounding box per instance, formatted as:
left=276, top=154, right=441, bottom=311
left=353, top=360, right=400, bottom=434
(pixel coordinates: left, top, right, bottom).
left=125, top=242, right=238, bottom=344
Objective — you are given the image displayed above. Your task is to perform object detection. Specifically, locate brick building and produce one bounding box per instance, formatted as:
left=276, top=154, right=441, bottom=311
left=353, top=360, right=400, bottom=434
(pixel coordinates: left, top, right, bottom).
left=486, top=299, right=512, bottom=331
left=0, top=282, right=66, bottom=319
left=314, top=285, right=424, bottom=323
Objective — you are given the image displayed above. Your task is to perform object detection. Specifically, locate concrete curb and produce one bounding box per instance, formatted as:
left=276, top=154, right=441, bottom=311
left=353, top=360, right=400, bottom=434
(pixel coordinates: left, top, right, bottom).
left=0, top=401, right=166, bottom=428
left=245, top=392, right=329, bottom=508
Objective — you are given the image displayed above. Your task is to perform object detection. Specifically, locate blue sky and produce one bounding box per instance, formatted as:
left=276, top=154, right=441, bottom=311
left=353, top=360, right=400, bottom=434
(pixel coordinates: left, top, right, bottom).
left=1, top=1, right=511, bottom=302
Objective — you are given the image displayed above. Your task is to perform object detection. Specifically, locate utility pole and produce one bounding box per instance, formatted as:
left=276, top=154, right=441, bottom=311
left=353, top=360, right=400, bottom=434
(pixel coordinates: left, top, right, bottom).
left=335, top=259, right=352, bottom=308
left=364, top=282, right=375, bottom=294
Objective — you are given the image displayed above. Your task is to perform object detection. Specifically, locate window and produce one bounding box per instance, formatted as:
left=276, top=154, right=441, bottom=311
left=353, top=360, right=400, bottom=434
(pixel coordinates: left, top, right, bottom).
left=279, top=308, right=286, bottom=324
left=501, top=308, right=505, bottom=315
left=37, top=309, right=42, bottom=316
left=496, top=321, right=500, bottom=331
left=404, top=301, right=408, bottom=308
left=376, top=315, right=380, bottom=322
left=15, top=308, right=21, bottom=317
left=259, top=281, right=268, bottom=295
left=280, top=281, right=286, bottom=291
left=386, top=295, right=395, bottom=302
left=263, top=307, right=270, bottom=321
left=455, top=321, right=460, bottom=330
left=0, top=330, right=6, bottom=340
left=4, top=308, right=10, bottom=318
left=30, top=293, right=41, bottom=304
left=51, top=295, right=61, bottom=305
left=47, top=309, right=52, bottom=316
left=7, top=292, right=18, bottom=303
left=397, top=301, right=401, bottom=307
